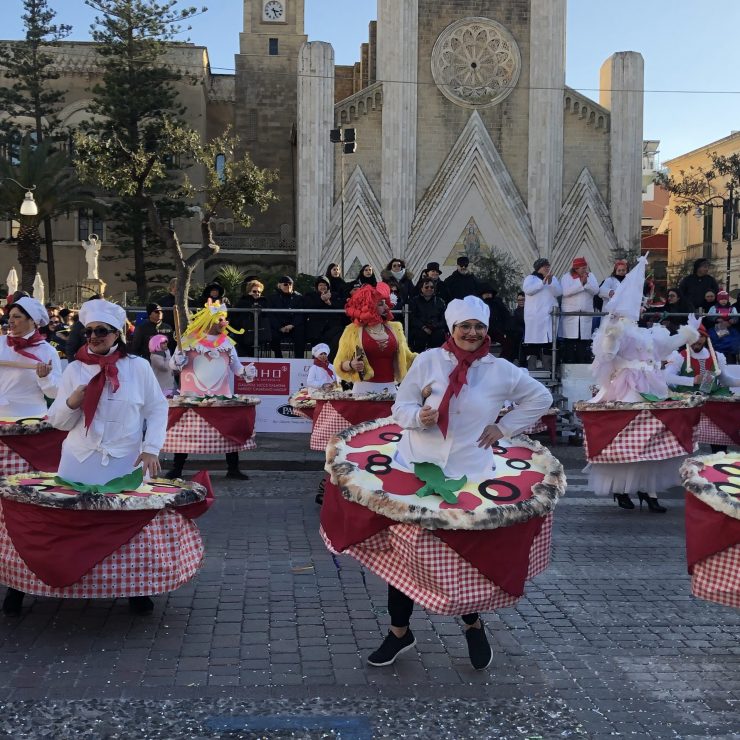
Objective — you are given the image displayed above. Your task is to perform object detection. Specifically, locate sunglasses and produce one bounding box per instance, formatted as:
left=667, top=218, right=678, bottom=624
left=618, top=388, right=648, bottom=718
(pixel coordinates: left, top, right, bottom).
left=85, top=326, right=118, bottom=338
left=250, top=290, right=262, bottom=295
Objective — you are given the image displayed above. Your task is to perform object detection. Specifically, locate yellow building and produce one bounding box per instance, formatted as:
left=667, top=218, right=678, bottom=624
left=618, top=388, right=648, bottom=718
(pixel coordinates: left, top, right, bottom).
left=663, top=131, right=740, bottom=293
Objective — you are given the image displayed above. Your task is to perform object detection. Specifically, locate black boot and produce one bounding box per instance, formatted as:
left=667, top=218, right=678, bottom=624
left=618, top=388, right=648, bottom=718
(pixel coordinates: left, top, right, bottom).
left=613, top=493, right=634, bottom=510
left=225, top=452, right=248, bottom=480
left=2, top=588, right=25, bottom=616
left=129, top=596, right=154, bottom=614
left=165, top=453, right=187, bottom=480
left=637, top=491, right=667, bottom=513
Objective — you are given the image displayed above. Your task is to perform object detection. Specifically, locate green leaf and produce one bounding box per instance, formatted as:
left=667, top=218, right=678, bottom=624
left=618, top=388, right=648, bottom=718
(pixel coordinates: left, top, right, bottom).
left=413, top=462, right=467, bottom=504
left=54, top=467, right=144, bottom=494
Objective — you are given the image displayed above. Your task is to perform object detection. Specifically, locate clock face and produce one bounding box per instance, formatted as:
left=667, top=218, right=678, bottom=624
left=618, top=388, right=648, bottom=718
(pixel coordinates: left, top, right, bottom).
left=263, top=0, right=284, bottom=21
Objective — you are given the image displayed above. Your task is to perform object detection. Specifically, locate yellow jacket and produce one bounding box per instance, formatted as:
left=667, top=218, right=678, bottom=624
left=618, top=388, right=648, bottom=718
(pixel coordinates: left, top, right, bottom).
left=334, top=321, right=416, bottom=383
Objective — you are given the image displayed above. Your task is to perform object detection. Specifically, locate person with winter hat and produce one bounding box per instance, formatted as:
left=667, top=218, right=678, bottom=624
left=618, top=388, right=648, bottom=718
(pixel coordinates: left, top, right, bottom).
left=522, top=258, right=562, bottom=369
left=560, top=257, right=599, bottom=363
left=0, top=296, right=62, bottom=417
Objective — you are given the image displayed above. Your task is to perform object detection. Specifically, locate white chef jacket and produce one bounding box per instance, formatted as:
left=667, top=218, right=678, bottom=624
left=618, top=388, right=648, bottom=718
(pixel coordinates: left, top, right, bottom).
left=598, top=276, right=625, bottom=315
left=48, top=352, right=168, bottom=475
left=0, top=333, right=62, bottom=417
left=306, top=363, right=337, bottom=388
left=392, top=348, right=553, bottom=479
left=664, top=348, right=740, bottom=390
left=522, top=274, right=562, bottom=344
left=560, top=272, right=599, bottom=339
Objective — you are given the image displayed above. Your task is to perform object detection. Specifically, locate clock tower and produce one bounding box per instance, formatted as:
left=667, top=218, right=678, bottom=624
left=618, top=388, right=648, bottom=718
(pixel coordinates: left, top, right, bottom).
left=235, top=1, right=307, bottom=246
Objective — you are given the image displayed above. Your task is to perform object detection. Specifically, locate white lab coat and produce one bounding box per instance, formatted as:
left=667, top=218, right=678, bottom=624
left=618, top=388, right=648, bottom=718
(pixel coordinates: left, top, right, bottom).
left=664, top=348, right=740, bottom=390
left=560, top=272, right=599, bottom=339
left=0, top=333, right=62, bottom=417
left=598, top=276, right=625, bottom=315
left=522, top=274, right=562, bottom=344
left=306, top=363, right=337, bottom=388
left=392, top=348, right=553, bottom=479
left=48, top=352, right=168, bottom=485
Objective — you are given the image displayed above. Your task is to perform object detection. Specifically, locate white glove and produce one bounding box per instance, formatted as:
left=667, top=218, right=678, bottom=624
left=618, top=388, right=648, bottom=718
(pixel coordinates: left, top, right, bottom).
left=686, top=313, right=702, bottom=331
left=242, top=363, right=257, bottom=381
left=174, top=353, right=188, bottom=368
left=677, top=322, right=700, bottom=345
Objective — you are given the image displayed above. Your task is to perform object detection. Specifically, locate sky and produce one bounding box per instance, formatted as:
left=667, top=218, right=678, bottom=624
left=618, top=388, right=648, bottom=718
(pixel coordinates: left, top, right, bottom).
left=4, top=0, right=740, bottom=163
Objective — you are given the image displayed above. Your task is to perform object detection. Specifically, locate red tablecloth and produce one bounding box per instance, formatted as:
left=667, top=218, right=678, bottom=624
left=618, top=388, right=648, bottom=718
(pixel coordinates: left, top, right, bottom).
left=699, top=400, right=740, bottom=446
left=310, top=400, right=394, bottom=451
left=164, top=406, right=256, bottom=454
left=578, top=406, right=701, bottom=463
left=0, top=429, right=67, bottom=472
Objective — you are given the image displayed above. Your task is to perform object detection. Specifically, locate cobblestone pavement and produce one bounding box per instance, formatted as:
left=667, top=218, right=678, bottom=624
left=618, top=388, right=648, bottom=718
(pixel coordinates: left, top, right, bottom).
left=0, top=458, right=738, bottom=739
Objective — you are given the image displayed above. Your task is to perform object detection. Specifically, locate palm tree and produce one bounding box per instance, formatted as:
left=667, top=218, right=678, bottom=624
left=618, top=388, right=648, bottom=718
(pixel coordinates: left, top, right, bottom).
left=0, top=137, right=102, bottom=294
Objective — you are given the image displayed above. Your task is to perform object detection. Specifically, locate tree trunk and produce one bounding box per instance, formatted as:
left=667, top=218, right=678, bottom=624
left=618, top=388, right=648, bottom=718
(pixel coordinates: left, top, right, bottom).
left=132, top=226, right=147, bottom=301
left=17, top=223, right=41, bottom=294
left=43, top=216, right=56, bottom=297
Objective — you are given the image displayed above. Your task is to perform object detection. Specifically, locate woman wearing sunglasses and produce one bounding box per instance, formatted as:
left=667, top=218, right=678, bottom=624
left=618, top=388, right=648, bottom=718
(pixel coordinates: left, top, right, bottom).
left=0, top=296, right=62, bottom=418
left=47, top=299, right=168, bottom=486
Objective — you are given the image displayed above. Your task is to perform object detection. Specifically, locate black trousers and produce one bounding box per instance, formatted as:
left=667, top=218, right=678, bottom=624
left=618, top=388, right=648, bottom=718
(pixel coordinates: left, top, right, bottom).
left=388, top=584, right=478, bottom=627
left=561, top=338, right=591, bottom=364
left=171, top=451, right=240, bottom=474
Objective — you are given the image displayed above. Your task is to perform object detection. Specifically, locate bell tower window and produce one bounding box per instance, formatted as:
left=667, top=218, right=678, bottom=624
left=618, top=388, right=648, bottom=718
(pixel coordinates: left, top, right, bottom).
left=269, top=38, right=279, bottom=55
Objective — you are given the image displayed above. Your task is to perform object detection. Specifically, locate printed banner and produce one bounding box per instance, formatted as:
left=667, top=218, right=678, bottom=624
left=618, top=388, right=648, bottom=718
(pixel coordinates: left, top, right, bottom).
left=236, top=358, right=312, bottom=433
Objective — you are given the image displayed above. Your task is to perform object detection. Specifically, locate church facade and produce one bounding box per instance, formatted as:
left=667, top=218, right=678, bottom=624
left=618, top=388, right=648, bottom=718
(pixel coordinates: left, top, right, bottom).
left=295, top=0, right=644, bottom=280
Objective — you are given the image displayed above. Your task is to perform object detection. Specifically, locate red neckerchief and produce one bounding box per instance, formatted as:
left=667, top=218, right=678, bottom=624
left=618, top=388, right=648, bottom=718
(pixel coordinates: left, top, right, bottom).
left=74, top=346, right=123, bottom=429
left=313, top=357, right=330, bottom=371
left=7, top=330, right=45, bottom=363
left=437, top=335, right=491, bottom=437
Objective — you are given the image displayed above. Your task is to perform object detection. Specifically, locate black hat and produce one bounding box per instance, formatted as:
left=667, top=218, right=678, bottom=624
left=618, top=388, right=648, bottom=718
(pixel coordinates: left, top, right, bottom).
left=533, top=258, right=550, bottom=271
left=146, top=303, right=162, bottom=315
left=456, top=255, right=470, bottom=266
left=426, top=262, right=441, bottom=272
left=278, top=275, right=294, bottom=284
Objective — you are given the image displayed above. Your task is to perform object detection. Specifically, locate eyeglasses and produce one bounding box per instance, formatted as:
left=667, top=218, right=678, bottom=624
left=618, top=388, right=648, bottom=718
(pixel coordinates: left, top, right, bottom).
left=455, top=322, right=487, bottom=333
left=85, top=326, right=117, bottom=338
left=250, top=290, right=262, bottom=295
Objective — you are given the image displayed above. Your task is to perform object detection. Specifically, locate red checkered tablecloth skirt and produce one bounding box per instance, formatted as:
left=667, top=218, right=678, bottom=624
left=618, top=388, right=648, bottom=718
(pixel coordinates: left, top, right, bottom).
left=309, top=400, right=393, bottom=451
left=696, top=413, right=734, bottom=446
left=690, top=545, right=740, bottom=608
left=0, top=441, right=33, bottom=476
left=321, top=514, right=552, bottom=616
left=585, top=410, right=695, bottom=464
left=0, top=505, right=204, bottom=598
left=163, top=408, right=256, bottom=454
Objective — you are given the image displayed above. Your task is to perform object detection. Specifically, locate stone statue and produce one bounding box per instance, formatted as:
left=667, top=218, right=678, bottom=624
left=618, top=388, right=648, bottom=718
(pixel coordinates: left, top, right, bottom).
left=81, top=234, right=101, bottom=280
left=6, top=267, right=18, bottom=297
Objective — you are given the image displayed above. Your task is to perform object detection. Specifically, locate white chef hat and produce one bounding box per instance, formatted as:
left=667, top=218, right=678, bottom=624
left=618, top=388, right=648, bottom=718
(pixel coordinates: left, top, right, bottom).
left=445, top=296, right=490, bottom=333
left=14, top=296, right=49, bottom=327
left=78, top=299, right=127, bottom=332
left=311, top=343, right=330, bottom=357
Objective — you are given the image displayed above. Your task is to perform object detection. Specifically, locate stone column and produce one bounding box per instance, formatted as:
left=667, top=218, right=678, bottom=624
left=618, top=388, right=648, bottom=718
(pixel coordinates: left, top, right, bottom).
left=297, top=41, right=334, bottom=275
left=378, top=0, right=418, bottom=259
left=527, top=0, right=566, bottom=258
left=600, top=52, right=645, bottom=255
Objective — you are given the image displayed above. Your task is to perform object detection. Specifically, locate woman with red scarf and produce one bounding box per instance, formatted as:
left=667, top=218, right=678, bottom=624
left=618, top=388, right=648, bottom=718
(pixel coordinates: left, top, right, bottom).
left=306, top=343, right=337, bottom=389
left=0, top=297, right=61, bottom=418
left=367, top=296, right=552, bottom=669
left=47, top=299, right=168, bottom=486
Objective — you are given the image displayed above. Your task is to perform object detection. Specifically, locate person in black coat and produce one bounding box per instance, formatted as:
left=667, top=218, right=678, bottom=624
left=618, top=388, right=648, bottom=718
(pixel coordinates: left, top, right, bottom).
left=663, top=287, right=694, bottom=334
left=325, top=263, right=349, bottom=304
left=358, top=264, right=377, bottom=287
left=266, top=276, right=305, bottom=358
left=478, top=283, right=515, bottom=360
left=381, top=258, right=415, bottom=302
left=301, top=276, right=345, bottom=358
left=129, top=303, right=174, bottom=360
left=443, top=256, right=480, bottom=300
left=408, top=277, right=447, bottom=352
left=199, top=281, right=230, bottom=308
left=678, top=258, right=719, bottom=310
left=232, top=279, right=272, bottom=356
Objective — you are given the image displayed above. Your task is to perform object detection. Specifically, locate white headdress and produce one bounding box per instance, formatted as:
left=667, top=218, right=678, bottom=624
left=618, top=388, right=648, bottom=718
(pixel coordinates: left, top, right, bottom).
left=14, top=297, right=49, bottom=327
left=78, top=299, right=126, bottom=331
left=444, top=296, right=490, bottom=334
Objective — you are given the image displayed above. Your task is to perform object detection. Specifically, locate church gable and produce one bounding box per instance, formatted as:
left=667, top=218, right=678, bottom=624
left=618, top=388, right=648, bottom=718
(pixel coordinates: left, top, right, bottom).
left=321, top=165, right=390, bottom=273
left=407, top=111, right=537, bottom=273
left=552, top=168, right=618, bottom=278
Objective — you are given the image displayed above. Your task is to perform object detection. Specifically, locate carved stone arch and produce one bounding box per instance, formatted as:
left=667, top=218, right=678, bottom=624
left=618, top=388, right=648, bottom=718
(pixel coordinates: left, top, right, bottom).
left=406, top=111, right=537, bottom=276
left=552, top=168, right=617, bottom=277
left=321, top=165, right=390, bottom=273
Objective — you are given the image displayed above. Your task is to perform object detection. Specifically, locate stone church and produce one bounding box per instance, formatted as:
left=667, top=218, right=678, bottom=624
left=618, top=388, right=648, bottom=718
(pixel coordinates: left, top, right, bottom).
left=1, top=0, right=644, bottom=296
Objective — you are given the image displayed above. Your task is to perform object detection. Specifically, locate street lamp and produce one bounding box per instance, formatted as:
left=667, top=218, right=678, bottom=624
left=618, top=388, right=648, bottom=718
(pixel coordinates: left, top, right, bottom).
left=329, top=127, right=357, bottom=277
left=0, top=178, right=38, bottom=216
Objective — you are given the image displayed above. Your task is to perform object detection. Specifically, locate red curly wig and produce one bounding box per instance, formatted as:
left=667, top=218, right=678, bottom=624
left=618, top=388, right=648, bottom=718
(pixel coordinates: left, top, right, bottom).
left=345, top=283, right=391, bottom=326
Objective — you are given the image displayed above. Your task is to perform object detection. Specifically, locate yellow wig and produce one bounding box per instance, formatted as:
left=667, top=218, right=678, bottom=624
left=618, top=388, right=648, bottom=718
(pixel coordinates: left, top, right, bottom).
left=180, top=300, right=243, bottom=350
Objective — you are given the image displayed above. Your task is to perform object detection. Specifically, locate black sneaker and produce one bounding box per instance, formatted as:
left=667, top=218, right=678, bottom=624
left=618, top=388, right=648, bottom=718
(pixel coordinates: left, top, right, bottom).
left=129, top=596, right=154, bottom=615
left=225, top=470, right=249, bottom=480
left=367, top=629, right=416, bottom=666
left=465, top=621, right=492, bottom=670
left=2, top=588, right=24, bottom=616
left=164, top=470, right=182, bottom=480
